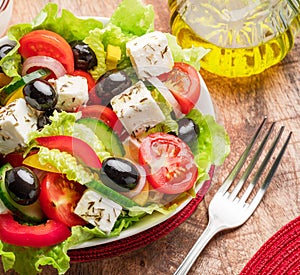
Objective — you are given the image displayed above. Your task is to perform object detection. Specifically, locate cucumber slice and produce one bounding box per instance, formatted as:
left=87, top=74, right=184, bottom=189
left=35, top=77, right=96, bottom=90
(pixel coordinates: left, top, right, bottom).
left=0, top=163, right=46, bottom=224
left=77, top=117, right=125, bottom=157
left=0, top=68, right=50, bottom=105
left=86, top=179, right=138, bottom=209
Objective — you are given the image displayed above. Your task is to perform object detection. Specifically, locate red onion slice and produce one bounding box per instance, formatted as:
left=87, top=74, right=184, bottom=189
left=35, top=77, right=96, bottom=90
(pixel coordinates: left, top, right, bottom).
left=148, top=76, right=182, bottom=118
left=22, top=56, right=67, bottom=78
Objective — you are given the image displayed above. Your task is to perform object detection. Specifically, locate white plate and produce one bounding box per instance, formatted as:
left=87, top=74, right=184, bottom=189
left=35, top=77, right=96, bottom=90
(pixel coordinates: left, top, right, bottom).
left=0, top=17, right=215, bottom=250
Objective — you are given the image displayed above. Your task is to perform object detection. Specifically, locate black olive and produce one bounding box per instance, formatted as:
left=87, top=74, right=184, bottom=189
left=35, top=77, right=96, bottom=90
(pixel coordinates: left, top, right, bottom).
left=100, top=157, right=140, bottom=192
left=178, top=117, right=199, bottom=145
left=95, top=70, right=132, bottom=106
left=70, top=41, right=97, bottom=71
left=37, top=108, right=61, bottom=129
left=5, top=166, right=40, bottom=205
left=0, top=44, right=14, bottom=59
left=23, top=79, right=58, bottom=111
left=0, top=44, right=14, bottom=73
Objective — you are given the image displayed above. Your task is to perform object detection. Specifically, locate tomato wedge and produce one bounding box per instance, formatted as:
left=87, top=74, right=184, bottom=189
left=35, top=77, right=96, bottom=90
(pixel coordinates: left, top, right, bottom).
left=78, top=105, right=124, bottom=136
left=139, top=132, right=198, bottom=194
left=39, top=173, right=87, bottom=227
left=19, top=30, right=74, bottom=74
left=158, top=62, right=201, bottom=114
left=35, top=135, right=102, bottom=169
left=0, top=213, right=71, bottom=247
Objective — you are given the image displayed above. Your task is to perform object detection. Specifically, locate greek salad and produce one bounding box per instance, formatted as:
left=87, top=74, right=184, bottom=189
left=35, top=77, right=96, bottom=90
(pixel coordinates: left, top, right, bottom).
left=0, top=0, right=230, bottom=274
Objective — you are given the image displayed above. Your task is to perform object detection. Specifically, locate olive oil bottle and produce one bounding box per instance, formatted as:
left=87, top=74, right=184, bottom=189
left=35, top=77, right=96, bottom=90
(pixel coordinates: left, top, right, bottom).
left=169, top=0, right=300, bottom=77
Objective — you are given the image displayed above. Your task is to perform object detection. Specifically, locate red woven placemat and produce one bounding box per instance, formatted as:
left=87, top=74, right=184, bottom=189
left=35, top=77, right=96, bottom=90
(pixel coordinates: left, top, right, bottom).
left=68, top=166, right=214, bottom=263
left=240, top=215, right=300, bottom=275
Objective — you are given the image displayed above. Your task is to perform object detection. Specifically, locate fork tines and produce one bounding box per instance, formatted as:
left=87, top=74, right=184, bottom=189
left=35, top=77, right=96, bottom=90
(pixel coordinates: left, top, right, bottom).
left=220, top=117, right=292, bottom=207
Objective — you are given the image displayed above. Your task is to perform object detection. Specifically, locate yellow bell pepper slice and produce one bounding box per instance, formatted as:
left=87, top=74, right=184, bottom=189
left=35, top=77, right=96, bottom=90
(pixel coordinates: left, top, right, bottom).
left=5, top=86, right=24, bottom=105
left=132, top=181, right=149, bottom=206
left=23, top=153, right=60, bottom=173
left=106, top=44, right=121, bottom=70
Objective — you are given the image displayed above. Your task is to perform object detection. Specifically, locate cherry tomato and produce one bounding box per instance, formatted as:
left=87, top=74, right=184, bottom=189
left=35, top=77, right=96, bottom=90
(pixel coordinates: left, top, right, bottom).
left=139, top=132, right=198, bottom=194
left=78, top=105, right=125, bottom=136
left=158, top=62, right=201, bottom=114
left=19, top=30, right=74, bottom=74
left=0, top=213, right=71, bottom=247
left=39, top=173, right=87, bottom=227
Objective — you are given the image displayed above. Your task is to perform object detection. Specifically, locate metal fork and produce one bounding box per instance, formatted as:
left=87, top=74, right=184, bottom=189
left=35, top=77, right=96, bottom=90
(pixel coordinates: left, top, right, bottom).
left=174, top=118, right=292, bottom=275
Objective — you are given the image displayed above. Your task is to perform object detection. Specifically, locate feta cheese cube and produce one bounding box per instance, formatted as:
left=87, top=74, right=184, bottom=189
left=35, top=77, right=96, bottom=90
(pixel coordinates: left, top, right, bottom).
left=50, top=75, right=89, bottom=111
left=74, top=189, right=122, bottom=234
left=110, top=81, right=165, bottom=136
left=0, top=98, right=38, bottom=155
left=126, top=31, right=174, bottom=79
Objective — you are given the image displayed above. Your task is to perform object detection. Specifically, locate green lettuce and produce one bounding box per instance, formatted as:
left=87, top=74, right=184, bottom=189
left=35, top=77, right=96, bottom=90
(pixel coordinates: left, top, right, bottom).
left=166, top=33, right=210, bottom=71
left=8, top=3, right=103, bottom=42
left=28, top=111, right=110, bottom=162
left=186, top=109, right=230, bottom=182
left=109, top=0, right=155, bottom=36
left=0, top=240, right=70, bottom=275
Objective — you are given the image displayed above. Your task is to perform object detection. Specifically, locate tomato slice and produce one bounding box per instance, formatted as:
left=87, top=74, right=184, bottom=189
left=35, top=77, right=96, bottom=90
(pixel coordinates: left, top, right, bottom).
left=138, top=132, right=198, bottom=194
left=0, top=213, right=71, bottom=247
left=78, top=105, right=125, bottom=136
left=39, top=173, right=87, bottom=227
left=35, top=135, right=102, bottom=169
left=158, top=62, right=201, bottom=114
left=19, top=30, right=74, bottom=74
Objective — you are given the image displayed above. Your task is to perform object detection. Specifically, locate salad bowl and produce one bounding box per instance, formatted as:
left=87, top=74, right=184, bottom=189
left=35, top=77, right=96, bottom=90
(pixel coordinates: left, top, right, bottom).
left=0, top=21, right=215, bottom=252
left=0, top=1, right=230, bottom=274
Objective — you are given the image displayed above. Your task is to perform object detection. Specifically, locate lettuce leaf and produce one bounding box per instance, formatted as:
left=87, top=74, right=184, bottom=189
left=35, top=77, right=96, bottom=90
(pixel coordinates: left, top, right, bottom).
left=0, top=240, right=70, bottom=275
left=8, top=3, right=103, bottom=42
left=109, top=0, right=155, bottom=36
left=186, top=109, right=230, bottom=181
left=166, top=33, right=210, bottom=71
left=28, top=111, right=110, bottom=162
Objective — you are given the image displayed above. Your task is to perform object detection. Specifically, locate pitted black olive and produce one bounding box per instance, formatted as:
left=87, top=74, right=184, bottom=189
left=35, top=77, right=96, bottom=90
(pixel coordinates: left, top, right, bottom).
left=95, top=70, right=132, bottom=106
left=0, top=44, right=14, bottom=73
left=70, top=41, right=97, bottom=71
left=178, top=117, right=199, bottom=145
left=100, top=157, right=140, bottom=192
left=5, top=166, right=40, bottom=205
left=23, top=79, right=58, bottom=111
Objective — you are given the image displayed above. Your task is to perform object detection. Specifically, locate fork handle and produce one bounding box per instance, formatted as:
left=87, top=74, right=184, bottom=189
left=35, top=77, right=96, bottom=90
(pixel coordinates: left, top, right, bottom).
left=174, top=220, right=223, bottom=275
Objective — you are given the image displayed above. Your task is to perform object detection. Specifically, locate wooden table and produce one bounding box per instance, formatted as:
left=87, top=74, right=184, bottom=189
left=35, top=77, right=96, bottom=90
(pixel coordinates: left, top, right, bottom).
left=2, top=1, right=300, bottom=274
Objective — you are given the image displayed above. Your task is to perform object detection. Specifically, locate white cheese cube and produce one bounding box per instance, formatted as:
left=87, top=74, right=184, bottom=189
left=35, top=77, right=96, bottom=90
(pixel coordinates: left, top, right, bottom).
left=74, top=189, right=122, bottom=234
left=0, top=98, right=38, bottom=155
left=126, top=31, right=174, bottom=79
left=50, top=75, right=89, bottom=112
left=110, top=81, right=165, bottom=136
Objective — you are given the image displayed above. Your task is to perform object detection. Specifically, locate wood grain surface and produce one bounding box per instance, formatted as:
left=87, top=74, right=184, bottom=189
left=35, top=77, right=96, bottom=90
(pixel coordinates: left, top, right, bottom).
left=1, top=0, right=300, bottom=274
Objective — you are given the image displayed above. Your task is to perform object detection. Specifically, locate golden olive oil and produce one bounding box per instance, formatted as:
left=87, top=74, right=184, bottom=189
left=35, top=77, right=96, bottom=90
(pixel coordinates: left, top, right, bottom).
left=169, top=0, right=300, bottom=77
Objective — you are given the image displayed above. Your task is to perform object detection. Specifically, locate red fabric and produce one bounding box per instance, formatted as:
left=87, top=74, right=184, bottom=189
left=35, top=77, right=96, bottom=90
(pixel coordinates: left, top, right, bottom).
left=68, top=166, right=214, bottom=263
left=240, top=215, right=300, bottom=275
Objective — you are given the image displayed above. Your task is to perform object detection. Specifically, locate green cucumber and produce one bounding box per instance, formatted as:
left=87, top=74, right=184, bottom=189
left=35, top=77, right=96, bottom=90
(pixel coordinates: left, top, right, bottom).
left=0, top=68, right=51, bottom=105
left=77, top=117, right=125, bottom=157
left=0, top=163, right=46, bottom=224
left=86, top=179, right=138, bottom=209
